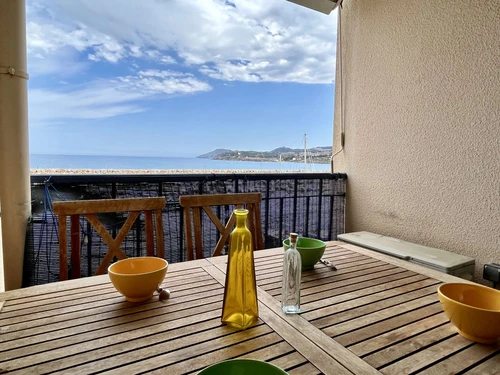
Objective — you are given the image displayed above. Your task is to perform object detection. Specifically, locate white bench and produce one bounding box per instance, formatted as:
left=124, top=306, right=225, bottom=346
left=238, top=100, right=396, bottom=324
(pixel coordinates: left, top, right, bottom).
left=337, top=231, right=475, bottom=280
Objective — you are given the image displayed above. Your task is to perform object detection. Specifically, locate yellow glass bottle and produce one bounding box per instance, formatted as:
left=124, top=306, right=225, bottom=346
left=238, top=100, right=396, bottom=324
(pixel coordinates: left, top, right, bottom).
left=221, top=208, right=259, bottom=329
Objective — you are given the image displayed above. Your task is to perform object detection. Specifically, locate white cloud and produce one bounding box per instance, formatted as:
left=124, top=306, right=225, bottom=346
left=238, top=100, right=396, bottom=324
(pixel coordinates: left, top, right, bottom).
left=129, top=45, right=143, bottom=58
left=138, top=70, right=192, bottom=79
left=159, top=56, right=176, bottom=65
left=27, top=19, right=174, bottom=68
left=27, top=21, right=127, bottom=64
left=116, top=72, right=212, bottom=96
left=29, top=71, right=212, bottom=121
left=27, top=0, right=337, bottom=84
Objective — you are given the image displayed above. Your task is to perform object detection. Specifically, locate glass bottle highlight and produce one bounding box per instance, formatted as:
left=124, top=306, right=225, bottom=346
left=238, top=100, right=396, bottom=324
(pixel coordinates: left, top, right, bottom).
left=282, top=233, right=302, bottom=314
left=221, top=209, right=259, bottom=329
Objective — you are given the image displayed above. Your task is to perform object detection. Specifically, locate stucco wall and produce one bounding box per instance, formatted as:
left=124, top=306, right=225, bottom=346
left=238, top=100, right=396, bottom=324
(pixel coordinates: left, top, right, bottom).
left=333, top=0, right=500, bottom=282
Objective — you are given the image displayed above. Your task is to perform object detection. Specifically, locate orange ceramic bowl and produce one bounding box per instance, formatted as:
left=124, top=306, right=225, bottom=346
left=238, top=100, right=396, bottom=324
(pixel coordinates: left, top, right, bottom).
left=108, top=257, right=168, bottom=302
left=437, top=283, right=500, bottom=344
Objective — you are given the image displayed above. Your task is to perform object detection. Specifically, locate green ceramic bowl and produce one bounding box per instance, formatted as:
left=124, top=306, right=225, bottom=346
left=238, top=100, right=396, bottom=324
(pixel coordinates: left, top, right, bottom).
left=283, top=237, right=326, bottom=270
left=198, top=359, right=288, bottom=375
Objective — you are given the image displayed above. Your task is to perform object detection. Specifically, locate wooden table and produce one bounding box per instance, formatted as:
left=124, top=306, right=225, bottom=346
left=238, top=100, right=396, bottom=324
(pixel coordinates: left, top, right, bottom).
left=1, top=242, right=499, bottom=374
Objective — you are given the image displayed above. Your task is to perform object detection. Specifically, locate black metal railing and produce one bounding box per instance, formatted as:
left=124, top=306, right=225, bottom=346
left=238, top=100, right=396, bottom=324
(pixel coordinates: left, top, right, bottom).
left=23, top=172, right=346, bottom=286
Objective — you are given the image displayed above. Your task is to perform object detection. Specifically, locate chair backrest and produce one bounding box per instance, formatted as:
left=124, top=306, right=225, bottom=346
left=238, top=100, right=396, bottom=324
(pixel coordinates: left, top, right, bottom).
left=52, top=197, right=166, bottom=280
left=179, top=193, right=264, bottom=260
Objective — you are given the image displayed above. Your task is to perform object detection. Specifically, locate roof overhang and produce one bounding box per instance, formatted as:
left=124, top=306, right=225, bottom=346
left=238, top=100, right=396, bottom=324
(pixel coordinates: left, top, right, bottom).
left=286, top=0, right=342, bottom=14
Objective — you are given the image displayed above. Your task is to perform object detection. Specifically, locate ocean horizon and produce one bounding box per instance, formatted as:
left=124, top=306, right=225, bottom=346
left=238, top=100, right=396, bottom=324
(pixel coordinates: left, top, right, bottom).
left=30, top=154, right=330, bottom=172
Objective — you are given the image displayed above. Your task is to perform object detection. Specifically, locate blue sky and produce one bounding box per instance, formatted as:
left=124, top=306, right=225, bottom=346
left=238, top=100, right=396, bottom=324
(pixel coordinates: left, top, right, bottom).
left=26, top=0, right=338, bottom=157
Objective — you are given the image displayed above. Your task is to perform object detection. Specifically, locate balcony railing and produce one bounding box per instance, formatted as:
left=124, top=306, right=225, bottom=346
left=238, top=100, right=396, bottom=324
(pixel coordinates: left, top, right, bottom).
left=23, top=172, right=346, bottom=286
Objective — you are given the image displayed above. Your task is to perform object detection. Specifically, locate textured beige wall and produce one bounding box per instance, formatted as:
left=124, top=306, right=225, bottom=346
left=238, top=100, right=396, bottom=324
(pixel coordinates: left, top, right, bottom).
left=333, top=0, right=500, bottom=282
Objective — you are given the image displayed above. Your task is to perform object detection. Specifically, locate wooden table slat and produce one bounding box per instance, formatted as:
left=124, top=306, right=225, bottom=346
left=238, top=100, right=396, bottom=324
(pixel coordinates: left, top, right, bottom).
left=302, top=274, right=432, bottom=317
left=2, top=315, right=226, bottom=372
left=261, top=262, right=400, bottom=291
left=418, top=344, right=500, bottom=374
left=0, top=259, right=212, bottom=302
left=0, top=275, right=220, bottom=321
left=0, top=281, right=222, bottom=330
left=348, top=311, right=450, bottom=356
left=287, top=363, right=323, bottom=375
left=333, top=303, right=444, bottom=347
left=297, top=270, right=419, bottom=305
left=363, top=324, right=458, bottom=368
left=1, top=286, right=223, bottom=339
left=102, top=331, right=283, bottom=375
left=268, top=351, right=310, bottom=372
left=308, top=281, right=440, bottom=328
left=463, top=353, right=500, bottom=374
left=323, top=294, right=438, bottom=337
left=1, top=293, right=224, bottom=346
left=3, top=269, right=211, bottom=310
left=0, top=301, right=224, bottom=363
left=379, top=334, right=475, bottom=374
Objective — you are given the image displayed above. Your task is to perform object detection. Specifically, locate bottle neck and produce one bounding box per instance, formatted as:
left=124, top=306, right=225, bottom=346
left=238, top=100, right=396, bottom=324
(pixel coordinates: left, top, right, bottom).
left=234, top=209, right=248, bottom=228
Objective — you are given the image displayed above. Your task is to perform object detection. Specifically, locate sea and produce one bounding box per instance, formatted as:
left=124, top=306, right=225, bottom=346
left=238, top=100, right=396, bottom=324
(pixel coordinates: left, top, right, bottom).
left=30, top=154, right=330, bottom=172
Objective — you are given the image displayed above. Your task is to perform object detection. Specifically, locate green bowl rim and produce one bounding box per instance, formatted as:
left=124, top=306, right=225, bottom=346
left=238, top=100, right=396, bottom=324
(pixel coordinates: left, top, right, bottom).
left=199, top=359, right=288, bottom=374
left=282, top=237, right=326, bottom=248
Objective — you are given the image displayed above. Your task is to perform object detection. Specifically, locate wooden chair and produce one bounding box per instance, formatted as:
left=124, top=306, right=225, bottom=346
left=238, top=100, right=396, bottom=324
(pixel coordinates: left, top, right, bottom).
left=52, top=197, right=166, bottom=280
left=179, top=193, right=264, bottom=260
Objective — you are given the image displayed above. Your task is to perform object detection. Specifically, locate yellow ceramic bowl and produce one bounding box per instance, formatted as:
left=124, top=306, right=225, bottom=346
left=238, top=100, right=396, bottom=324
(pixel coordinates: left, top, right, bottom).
left=437, top=283, right=500, bottom=344
left=108, top=257, right=168, bottom=302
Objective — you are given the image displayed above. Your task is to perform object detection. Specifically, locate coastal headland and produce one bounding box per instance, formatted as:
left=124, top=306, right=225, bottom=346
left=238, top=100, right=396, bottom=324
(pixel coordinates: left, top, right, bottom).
left=198, top=146, right=332, bottom=164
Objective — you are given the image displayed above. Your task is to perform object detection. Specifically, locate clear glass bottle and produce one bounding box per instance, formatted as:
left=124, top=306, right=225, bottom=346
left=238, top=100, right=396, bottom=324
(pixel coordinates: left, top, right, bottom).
left=221, top=209, right=259, bottom=329
left=282, top=233, right=301, bottom=314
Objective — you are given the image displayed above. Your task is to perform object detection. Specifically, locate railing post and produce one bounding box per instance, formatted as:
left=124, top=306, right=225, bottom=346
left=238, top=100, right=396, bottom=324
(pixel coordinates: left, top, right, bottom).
left=111, top=182, right=117, bottom=240
left=279, top=198, right=284, bottom=243
left=135, top=217, right=141, bottom=257
left=265, top=179, right=270, bottom=245
left=317, top=178, right=323, bottom=238
left=86, top=221, right=92, bottom=276
left=179, top=206, right=184, bottom=262
left=329, top=183, right=335, bottom=241
left=305, top=196, right=310, bottom=237
left=293, top=179, right=298, bottom=232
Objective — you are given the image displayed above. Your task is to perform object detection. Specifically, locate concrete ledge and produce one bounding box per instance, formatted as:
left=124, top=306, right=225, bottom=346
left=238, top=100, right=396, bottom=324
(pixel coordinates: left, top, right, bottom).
left=338, top=231, right=475, bottom=280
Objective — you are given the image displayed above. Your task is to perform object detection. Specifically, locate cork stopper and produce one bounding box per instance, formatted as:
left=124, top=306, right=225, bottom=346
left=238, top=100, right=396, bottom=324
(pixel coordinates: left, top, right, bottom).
left=290, top=233, right=298, bottom=243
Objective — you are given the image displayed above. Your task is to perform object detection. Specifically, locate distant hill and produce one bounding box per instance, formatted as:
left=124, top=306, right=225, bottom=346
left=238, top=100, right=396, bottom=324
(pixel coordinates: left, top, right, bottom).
left=271, top=146, right=299, bottom=153
left=271, top=146, right=330, bottom=153
left=197, top=146, right=332, bottom=164
left=197, top=149, right=231, bottom=159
